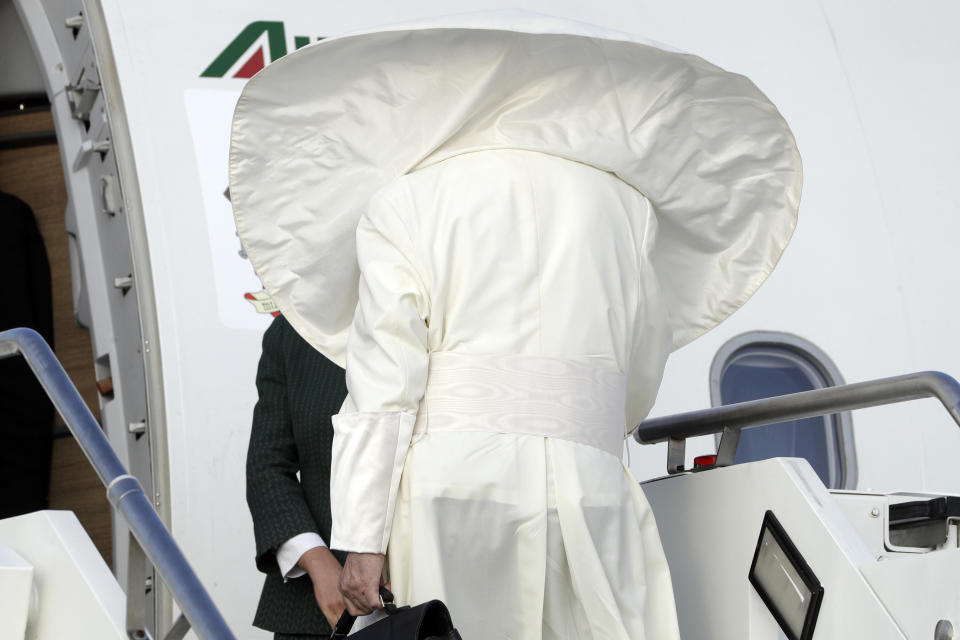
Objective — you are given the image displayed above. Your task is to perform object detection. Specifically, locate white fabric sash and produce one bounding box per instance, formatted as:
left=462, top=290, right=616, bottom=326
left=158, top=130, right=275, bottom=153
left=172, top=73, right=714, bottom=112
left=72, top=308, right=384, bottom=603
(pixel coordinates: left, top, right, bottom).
left=413, top=352, right=627, bottom=457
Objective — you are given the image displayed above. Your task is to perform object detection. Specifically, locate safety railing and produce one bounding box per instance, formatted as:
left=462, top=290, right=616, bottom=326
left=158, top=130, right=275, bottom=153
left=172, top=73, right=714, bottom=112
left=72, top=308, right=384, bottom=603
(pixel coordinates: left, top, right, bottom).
left=0, top=327, right=234, bottom=640
left=633, top=370, right=960, bottom=475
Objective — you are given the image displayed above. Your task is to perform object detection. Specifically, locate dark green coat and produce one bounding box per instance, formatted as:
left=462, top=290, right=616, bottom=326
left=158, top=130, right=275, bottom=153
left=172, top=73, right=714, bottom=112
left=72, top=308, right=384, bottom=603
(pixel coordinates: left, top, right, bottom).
left=246, top=315, right=348, bottom=637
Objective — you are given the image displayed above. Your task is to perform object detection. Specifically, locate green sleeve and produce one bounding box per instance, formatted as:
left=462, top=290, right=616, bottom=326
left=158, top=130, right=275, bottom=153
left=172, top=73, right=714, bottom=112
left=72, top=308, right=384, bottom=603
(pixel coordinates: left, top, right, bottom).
left=245, top=316, right=321, bottom=574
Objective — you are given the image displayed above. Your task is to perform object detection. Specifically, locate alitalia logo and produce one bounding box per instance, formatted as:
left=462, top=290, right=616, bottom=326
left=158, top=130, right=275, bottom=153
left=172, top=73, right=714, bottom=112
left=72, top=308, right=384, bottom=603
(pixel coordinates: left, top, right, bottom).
left=201, top=21, right=323, bottom=78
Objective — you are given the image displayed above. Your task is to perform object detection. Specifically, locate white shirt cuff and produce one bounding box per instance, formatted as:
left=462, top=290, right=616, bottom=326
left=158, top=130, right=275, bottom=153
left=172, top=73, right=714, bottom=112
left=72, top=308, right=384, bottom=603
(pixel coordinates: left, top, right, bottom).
left=276, top=531, right=327, bottom=580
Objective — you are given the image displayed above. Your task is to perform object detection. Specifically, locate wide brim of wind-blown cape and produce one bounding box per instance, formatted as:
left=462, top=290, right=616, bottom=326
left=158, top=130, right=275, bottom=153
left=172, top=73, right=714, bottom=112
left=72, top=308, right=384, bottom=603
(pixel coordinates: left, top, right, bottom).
left=229, top=13, right=802, bottom=367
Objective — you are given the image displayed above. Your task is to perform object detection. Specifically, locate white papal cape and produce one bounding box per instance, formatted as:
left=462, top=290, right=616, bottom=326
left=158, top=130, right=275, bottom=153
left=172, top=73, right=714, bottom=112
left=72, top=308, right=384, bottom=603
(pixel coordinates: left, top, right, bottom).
left=230, top=13, right=801, bottom=639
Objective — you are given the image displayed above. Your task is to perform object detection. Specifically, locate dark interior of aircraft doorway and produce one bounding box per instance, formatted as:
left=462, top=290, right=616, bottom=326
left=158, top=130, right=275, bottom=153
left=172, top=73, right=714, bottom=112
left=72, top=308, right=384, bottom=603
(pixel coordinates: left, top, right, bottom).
left=0, top=94, right=112, bottom=565
left=0, top=188, right=54, bottom=518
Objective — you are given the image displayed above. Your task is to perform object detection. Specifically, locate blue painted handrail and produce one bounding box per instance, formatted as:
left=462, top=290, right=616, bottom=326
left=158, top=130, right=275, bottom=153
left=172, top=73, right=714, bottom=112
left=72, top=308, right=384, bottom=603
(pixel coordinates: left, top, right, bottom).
left=0, top=327, right=234, bottom=640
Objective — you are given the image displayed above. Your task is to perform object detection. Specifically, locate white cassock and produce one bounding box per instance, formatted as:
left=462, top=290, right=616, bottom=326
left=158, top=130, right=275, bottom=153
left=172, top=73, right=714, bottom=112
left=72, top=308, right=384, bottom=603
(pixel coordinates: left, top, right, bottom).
left=230, top=13, right=801, bottom=640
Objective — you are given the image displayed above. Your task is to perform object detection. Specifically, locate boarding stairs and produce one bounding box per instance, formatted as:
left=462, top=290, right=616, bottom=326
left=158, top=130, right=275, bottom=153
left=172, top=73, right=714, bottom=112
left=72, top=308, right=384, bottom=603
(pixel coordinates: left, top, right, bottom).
left=4, top=326, right=960, bottom=638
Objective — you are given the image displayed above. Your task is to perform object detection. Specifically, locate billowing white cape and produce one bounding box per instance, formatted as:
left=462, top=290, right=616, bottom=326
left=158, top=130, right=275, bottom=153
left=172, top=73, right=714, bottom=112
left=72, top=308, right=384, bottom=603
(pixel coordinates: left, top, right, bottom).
left=230, top=13, right=801, bottom=640
left=230, top=13, right=802, bottom=368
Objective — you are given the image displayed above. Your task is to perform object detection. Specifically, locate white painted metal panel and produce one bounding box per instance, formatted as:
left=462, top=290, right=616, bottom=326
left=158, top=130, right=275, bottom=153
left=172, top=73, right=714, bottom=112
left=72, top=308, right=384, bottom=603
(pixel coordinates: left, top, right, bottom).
left=0, top=511, right=125, bottom=640
left=0, top=543, right=33, bottom=640
left=644, top=459, right=907, bottom=639
left=861, top=550, right=960, bottom=638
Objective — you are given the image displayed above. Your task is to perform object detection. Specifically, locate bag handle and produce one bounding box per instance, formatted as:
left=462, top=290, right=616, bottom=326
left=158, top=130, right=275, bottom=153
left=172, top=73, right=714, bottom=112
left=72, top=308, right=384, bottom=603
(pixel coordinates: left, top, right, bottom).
left=332, top=586, right=397, bottom=638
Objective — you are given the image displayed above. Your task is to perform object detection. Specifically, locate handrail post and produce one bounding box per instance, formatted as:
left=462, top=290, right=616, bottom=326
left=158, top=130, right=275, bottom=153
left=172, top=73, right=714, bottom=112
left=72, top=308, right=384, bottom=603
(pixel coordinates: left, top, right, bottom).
left=666, top=437, right=685, bottom=474
left=127, top=533, right=150, bottom=639
left=715, top=426, right=741, bottom=468
left=0, top=327, right=234, bottom=639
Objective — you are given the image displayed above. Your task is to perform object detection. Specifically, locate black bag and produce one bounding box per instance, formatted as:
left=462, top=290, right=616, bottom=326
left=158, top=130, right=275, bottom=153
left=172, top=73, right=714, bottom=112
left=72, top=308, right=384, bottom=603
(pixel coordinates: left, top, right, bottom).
left=332, top=587, right=462, bottom=640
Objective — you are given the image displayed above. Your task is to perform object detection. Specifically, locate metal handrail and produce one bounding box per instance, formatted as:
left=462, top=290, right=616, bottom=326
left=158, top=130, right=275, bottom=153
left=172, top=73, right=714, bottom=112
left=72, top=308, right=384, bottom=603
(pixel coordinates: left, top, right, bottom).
left=632, top=370, right=960, bottom=474
left=634, top=371, right=960, bottom=443
left=0, top=327, right=234, bottom=640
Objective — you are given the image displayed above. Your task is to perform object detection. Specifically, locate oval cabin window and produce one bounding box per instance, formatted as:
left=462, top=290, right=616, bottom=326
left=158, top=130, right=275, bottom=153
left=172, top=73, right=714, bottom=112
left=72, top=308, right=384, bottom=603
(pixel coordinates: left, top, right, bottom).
left=710, top=332, right=857, bottom=489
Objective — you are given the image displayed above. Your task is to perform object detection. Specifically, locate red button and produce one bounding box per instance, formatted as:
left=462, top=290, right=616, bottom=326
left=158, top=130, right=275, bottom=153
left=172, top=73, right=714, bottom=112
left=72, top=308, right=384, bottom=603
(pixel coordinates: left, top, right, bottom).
left=693, top=454, right=717, bottom=469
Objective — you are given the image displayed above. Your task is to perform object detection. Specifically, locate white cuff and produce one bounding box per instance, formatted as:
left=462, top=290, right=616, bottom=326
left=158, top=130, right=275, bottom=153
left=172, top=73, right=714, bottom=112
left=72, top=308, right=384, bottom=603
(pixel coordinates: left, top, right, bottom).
left=277, top=532, right=327, bottom=580
left=330, top=411, right=416, bottom=554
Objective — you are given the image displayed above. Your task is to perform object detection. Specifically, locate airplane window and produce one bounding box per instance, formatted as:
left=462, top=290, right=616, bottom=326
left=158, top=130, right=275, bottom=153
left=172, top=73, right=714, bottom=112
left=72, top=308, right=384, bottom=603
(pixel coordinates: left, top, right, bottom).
left=711, top=332, right=856, bottom=489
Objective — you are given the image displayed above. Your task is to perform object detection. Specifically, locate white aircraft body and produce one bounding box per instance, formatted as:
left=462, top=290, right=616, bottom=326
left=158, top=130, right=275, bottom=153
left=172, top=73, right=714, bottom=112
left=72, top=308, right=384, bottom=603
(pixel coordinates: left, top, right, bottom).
left=2, top=0, right=960, bottom=638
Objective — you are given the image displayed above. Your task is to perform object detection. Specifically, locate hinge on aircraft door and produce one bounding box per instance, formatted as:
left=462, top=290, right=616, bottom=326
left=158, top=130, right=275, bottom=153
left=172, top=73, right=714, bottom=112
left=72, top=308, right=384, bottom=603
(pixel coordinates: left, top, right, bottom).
left=64, top=13, right=84, bottom=37
left=66, top=78, right=99, bottom=123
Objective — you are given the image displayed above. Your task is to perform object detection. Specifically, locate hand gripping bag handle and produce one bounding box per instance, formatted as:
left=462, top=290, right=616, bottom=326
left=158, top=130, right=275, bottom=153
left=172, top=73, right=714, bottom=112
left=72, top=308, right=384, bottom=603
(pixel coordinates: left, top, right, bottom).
left=332, top=586, right=462, bottom=639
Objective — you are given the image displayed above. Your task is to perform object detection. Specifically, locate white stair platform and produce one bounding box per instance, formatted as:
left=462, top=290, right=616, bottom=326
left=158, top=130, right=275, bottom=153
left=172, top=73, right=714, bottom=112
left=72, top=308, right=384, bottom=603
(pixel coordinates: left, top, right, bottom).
left=0, top=510, right=125, bottom=640
left=0, top=542, right=33, bottom=640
